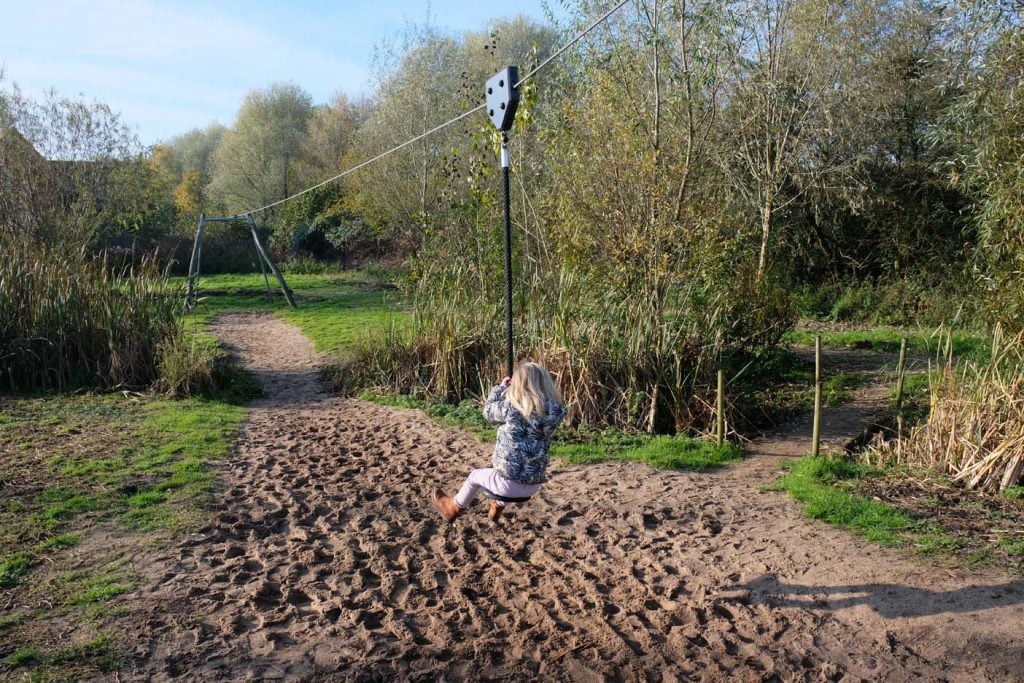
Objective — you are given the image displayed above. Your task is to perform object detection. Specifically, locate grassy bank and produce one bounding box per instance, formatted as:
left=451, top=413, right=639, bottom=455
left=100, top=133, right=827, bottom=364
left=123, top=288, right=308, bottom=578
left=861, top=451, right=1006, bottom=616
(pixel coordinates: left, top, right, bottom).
left=0, top=392, right=245, bottom=678
left=770, top=456, right=1024, bottom=572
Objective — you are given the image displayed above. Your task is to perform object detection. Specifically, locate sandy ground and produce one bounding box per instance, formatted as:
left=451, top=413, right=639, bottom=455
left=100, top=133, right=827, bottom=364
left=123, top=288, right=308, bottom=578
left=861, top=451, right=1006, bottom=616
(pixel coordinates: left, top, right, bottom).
left=125, top=313, right=1024, bottom=681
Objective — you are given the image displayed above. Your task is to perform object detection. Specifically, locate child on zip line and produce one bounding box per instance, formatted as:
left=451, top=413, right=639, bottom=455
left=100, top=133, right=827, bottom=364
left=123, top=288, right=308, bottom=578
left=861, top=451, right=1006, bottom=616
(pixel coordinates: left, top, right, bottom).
left=432, top=361, right=566, bottom=523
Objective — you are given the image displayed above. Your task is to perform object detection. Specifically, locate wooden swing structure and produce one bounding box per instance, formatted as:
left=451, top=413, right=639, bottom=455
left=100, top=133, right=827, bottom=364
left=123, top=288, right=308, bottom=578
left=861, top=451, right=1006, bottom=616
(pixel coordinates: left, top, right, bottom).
left=183, top=212, right=297, bottom=313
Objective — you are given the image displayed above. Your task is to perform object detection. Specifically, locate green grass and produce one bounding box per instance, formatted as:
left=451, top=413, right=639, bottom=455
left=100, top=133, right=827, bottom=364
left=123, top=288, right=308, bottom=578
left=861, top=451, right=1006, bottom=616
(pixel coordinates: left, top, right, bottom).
left=822, top=372, right=869, bottom=407
left=914, top=533, right=965, bottom=555
left=0, top=611, right=30, bottom=632
left=0, top=552, right=33, bottom=588
left=5, top=647, right=42, bottom=667
left=177, top=272, right=408, bottom=353
left=4, top=634, right=121, bottom=672
left=37, top=489, right=103, bottom=526
left=553, top=433, right=741, bottom=470
left=1003, top=485, right=1024, bottom=501
left=21, top=397, right=246, bottom=534
left=0, top=391, right=246, bottom=668
left=34, top=533, right=83, bottom=553
left=772, top=457, right=917, bottom=545
left=785, top=327, right=989, bottom=361
left=1000, top=536, right=1024, bottom=556
left=66, top=575, right=134, bottom=605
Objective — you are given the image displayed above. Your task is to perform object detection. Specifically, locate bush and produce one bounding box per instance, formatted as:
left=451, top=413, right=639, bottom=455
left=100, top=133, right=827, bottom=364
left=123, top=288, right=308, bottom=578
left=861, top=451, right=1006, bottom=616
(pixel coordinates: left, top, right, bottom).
left=155, top=332, right=260, bottom=401
left=794, top=277, right=983, bottom=328
left=279, top=256, right=340, bottom=275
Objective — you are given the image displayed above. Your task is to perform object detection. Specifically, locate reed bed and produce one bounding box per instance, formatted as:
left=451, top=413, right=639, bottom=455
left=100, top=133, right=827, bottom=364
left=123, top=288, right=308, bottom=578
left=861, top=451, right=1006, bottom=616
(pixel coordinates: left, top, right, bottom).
left=0, top=239, right=181, bottom=392
left=866, top=328, right=1024, bottom=492
left=341, top=261, right=790, bottom=434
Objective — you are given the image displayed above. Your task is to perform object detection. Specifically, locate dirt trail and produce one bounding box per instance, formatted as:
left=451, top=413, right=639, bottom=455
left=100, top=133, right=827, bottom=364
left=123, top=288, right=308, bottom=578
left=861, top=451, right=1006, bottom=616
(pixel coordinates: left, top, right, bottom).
left=126, top=313, right=1024, bottom=681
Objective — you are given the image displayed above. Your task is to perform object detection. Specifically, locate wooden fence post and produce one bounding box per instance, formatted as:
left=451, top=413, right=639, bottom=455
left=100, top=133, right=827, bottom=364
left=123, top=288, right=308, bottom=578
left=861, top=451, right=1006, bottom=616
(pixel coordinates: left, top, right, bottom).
left=716, top=368, right=725, bottom=447
left=812, top=335, right=822, bottom=458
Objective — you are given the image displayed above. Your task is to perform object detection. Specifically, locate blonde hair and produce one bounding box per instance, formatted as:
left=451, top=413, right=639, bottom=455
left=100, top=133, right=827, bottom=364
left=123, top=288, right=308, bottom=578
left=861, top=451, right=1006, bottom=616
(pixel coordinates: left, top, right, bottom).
left=507, top=362, right=563, bottom=419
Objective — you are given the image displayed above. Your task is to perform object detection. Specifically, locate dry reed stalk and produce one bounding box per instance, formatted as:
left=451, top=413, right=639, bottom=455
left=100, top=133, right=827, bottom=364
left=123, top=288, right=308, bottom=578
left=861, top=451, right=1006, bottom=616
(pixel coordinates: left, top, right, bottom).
left=866, top=328, right=1024, bottom=492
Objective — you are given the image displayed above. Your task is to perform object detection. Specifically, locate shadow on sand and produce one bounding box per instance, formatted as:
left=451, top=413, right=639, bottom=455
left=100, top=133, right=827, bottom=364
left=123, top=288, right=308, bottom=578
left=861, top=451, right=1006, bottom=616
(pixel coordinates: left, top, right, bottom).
left=740, top=574, right=1024, bottom=619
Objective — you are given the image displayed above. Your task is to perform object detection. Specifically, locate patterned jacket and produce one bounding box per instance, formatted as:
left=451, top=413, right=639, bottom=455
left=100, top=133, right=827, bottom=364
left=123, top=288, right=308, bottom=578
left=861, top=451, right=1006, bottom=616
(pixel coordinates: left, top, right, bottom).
left=483, top=384, right=566, bottom=485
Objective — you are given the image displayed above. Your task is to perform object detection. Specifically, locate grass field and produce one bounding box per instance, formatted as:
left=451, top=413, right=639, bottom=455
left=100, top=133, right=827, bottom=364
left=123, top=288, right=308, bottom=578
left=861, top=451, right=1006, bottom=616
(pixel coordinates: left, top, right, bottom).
left=178, top=272, right=408, bottom=353
left=0, top=393, right=245, bottom=677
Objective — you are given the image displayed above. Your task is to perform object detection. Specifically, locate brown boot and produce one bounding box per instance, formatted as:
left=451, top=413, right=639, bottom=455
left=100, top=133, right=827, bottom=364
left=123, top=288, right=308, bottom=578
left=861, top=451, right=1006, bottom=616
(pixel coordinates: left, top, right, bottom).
left=488, top=501, right=504, bottom=522
left=432, top=488, right=464, bottom=523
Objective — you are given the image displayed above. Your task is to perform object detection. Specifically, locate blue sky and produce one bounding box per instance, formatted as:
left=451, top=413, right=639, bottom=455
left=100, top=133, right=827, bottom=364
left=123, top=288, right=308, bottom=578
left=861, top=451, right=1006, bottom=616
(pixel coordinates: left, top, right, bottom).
left=0, top=0, right=566, bottom=146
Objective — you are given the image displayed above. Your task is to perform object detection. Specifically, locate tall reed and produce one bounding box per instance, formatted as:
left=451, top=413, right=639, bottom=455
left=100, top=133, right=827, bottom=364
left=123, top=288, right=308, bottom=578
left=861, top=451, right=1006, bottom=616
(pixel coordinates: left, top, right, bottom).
left=865, top=327, right=1024, bottom=492
left=0, top=238, right=181, bottom=392
left=342, top=257, right=791, bottom=434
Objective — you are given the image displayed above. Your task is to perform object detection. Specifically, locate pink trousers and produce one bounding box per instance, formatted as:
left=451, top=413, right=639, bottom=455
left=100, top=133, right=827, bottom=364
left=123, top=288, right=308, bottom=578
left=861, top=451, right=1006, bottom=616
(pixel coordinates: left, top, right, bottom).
left=453, top=468, right=540, bottom=509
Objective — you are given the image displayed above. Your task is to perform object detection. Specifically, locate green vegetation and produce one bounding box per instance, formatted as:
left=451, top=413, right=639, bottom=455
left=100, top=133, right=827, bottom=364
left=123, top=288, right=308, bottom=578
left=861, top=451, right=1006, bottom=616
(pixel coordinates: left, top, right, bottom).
left=178, top=272, right=407, bottom=353
left=770, top=457, right=916, bottom=545
left=914, top=533, right=964, bottom=556
left=34, top=533, right=83, bottom=552
left=66, top=575, right=134, bottom=606
left=0, top=552, right=32, bottom=588
left=822, top=373, right=868, bottom=407
left=0, top=612, right=30, bottom=633
left=0, top=240, right=181, bottom=393
left=784, top=328, right=989, bottom=361
left=0, top=391, right=245, bottom=675
left=5, top=647, right=41, bottom=667
left=1004, top=486, right=1024, bottom=501
left=793, top=280, right=980, bottom=329
left=552, top=434, right=741, bottom=471
left=4, top=635, right=121, bottom=672
left=773, top=456, right=1024, bottom=572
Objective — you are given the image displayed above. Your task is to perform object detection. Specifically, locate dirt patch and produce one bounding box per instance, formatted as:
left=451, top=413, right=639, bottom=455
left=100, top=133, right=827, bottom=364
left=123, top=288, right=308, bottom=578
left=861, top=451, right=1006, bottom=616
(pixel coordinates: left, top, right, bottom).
left=119, top=313, right=1024, bottom=681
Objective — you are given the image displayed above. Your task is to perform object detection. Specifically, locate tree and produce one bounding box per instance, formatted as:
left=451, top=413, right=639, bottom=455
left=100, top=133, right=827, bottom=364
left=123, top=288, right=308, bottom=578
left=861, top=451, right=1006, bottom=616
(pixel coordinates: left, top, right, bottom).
left=297, top=92, right=361, bottom=184
left=207, top=83, right=313, bottom=217
left=0, top=83, right=145, bottom=250
left=713, top=0, right=856, bottom=282
left=174, top=169, right=204, bottom=218
left=168, top=123, right=226, bottom=179
left=939, top=1, right=1024, bottom=329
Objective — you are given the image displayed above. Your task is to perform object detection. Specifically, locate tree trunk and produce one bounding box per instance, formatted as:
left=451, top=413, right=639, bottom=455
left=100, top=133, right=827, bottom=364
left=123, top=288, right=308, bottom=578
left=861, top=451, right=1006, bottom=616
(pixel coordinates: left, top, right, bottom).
left=756, top=193, right=774, bottom=282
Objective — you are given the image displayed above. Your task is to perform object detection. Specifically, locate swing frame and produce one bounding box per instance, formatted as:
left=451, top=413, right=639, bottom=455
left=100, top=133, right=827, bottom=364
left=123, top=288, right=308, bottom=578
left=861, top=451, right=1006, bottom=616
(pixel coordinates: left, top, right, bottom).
left=183, top=212, right=297, bottom=313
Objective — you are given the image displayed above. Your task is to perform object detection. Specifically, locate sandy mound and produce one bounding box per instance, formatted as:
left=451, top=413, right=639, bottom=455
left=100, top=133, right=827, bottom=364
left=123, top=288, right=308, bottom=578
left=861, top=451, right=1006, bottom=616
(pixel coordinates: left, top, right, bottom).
left=124, top=312, right=1024, bottom=681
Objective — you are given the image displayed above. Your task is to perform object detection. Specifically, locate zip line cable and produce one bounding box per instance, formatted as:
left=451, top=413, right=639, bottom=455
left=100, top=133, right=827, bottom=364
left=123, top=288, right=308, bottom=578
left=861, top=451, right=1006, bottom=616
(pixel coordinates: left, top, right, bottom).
left=242, top=0, right=632, bottom=218
left=514, top=0, right=631, bottom=87
left=244, top=103, right=486, bottom=216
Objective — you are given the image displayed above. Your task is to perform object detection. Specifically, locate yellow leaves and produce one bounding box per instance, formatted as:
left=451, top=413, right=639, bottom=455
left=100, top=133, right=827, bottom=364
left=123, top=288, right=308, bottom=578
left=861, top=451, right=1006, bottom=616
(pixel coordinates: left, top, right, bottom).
left=173, top=170, right=203, bottom=217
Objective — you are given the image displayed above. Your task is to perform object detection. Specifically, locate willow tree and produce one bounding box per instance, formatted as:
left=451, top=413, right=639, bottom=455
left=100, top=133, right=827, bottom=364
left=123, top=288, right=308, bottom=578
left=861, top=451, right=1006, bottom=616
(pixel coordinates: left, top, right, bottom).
left=713, top=0, right=858, bottom=283
left=939, top=1, right=1024, bottom=330
left=207, top=83, right=313, bottom=218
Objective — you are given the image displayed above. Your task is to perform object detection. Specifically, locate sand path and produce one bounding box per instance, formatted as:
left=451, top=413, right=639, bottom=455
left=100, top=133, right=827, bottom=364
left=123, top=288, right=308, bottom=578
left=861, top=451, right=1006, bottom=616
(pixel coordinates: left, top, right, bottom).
left=126, top=313, right=1024, bottom=681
